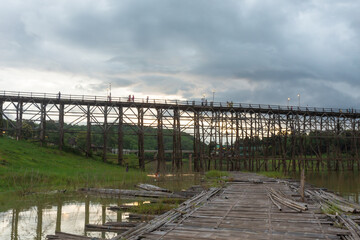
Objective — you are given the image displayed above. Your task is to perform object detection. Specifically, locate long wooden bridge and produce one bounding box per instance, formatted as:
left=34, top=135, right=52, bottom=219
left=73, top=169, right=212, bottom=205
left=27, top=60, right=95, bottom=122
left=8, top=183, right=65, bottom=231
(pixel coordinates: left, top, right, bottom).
left=1, top=90, right=359, bottom=172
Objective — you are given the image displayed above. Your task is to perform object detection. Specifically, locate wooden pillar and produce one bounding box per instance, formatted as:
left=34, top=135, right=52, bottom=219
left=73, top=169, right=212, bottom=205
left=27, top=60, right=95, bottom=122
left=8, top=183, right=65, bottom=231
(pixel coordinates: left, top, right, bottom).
left=56, top=201, right=62, bottom=232
left=118, top=106, right=124, bottom=165
left=11, top=208, right=19, bottom=240
left=59, top=103, right=64, bottom=150
left=0, top=100, right=3, bottom=136
left=101, top=205, right=106, bottom=239
left=102, top=105, right=108, bottom=162
left=86, top=105, right=92, bottom=157
left=200, top=111, right=205, bottom=171
left=138, top=107, right=145, bottom=171
left=219, top=111, right=224, bottom=171
left=84, top=197, right=89, bottom=235
left=40, top=103, right=46, bottom=146
left=156, top=108, right=165, bottom=173
left=16, top=101, right=23, bottom=140
left=208, top=111, right=214, bottom=170
left=36, top=205, right=43, bottom=240
left=235, top=111, right=240, bottom=170
left=214, top=111, right=218, bottom=170
left=173, top=108, right=182, bottom=171
left=193, top=111, right=201, bottom=172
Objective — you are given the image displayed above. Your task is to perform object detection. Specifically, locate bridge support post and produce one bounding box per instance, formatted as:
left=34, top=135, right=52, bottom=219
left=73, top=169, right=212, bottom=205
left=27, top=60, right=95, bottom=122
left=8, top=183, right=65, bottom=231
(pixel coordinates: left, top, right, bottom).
left=16, top=101, right=23, bottom=140
left=59, top=103, right=64, bottom=150
left=173, top=108, right=182, bottom=171
left=40, top=103, right=46, bottom=146
left=118, top=106, right=123, bottom=165
left=102, top=105, right=108, bottom=162
left=193, top=111, right=201, bottom=172
left=218, top=111, right=224, bottom=171
left=156, top=108, right=165, bottom=173
left=138, top=107, right=145, bottom=171
left=200, top=111, right=205, bottom=171
left=235, top=111, right=240, bottom=170
left=0, top=100, right=3, bottom=136
left=86, top=105, right=91, bottom=157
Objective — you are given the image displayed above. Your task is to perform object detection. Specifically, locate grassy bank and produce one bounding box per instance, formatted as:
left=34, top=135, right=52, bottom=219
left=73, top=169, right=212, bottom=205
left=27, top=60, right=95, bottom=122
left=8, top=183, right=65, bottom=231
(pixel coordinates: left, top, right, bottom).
left=0, top=137, right=148, bottom=195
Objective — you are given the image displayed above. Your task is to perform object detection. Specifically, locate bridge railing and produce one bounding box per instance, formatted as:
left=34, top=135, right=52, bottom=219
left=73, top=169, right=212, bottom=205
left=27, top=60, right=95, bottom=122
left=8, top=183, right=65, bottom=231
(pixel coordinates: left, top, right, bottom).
left=0, top=90, right=358, bottom=114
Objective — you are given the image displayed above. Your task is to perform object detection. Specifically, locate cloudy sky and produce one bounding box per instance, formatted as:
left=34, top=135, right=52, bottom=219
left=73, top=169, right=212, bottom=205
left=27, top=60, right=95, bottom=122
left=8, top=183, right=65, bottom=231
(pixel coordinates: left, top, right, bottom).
left=0, top=0, right=359, bottom=108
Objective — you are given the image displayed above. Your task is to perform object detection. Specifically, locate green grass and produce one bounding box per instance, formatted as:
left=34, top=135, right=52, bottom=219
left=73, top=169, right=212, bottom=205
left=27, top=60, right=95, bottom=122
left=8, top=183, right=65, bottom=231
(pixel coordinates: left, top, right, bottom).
left=0, top=137, right=148, bottom=195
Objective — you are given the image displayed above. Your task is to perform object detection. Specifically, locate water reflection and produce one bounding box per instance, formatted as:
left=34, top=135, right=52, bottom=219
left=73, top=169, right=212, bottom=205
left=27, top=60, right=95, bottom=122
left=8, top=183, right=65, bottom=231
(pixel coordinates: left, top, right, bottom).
left=293, top=171, right=360, bottom=204
left=0, top=198, right=144, bottom=240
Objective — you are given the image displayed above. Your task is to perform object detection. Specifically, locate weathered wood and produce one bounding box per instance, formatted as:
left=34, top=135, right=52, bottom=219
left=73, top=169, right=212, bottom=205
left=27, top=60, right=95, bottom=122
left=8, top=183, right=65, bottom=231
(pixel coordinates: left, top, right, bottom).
left=156, top=108, right=165, bottom=173
left=79, top=188, right=185, bottom=199
left=58, top=103, right=64, bottom=150
left=136, top=183, right=171, bottom=192
left=118, top=105, right=123, bottom=165
left=118, top=172, right=353, bottom=240
left=86, top=104, right=91, bottom=157
left=138, top=107, right=145, bottom=171
left=0, top=100, right=3, bottom=137
left=47, top=231, right=96, bottom=240
left=102, top=105, right=108, bottom=162
left=85, top=223, right=130, bottom=232
left=40, top=102, right=46, bottom=145
left=16, top=100, right=22, bottom=140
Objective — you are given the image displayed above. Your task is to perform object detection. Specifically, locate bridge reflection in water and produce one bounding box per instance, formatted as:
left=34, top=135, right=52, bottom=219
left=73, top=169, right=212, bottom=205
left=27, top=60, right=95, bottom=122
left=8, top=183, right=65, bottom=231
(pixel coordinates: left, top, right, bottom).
left=2, top=197, right=134, bottom=240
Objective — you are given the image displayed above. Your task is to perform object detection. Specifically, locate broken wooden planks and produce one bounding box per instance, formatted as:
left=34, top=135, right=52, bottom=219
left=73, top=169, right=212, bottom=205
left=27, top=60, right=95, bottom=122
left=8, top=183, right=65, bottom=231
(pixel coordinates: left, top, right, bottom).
left=119, top=172, right=355, bottom=240
left=136, top=183, right=171, bottom=192
left=79, top=188, right=185, bottom=199
left=111, top=188, right=221, bottom=240
left=46, top=231, right=97, bottom=240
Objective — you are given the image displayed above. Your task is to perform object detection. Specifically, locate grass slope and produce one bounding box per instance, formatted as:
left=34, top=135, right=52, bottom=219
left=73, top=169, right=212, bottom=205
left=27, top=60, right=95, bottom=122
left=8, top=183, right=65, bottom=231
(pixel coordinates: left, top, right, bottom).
left=0, top=137, right=148, bottom=194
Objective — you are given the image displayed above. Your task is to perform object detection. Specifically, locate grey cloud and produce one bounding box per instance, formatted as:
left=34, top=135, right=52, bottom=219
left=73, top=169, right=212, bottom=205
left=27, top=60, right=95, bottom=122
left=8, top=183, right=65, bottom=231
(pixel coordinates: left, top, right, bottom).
left=0, top=0, right=359, bottom=108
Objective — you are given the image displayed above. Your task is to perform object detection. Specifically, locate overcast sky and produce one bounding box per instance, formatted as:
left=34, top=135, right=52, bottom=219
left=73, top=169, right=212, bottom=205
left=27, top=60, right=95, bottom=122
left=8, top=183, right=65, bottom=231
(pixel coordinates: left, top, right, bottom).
left=0, top=0, right=359, bottom=108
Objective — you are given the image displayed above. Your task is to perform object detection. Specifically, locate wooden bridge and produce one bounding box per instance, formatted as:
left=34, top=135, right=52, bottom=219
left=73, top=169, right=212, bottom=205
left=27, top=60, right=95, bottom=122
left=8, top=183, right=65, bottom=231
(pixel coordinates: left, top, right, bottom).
left=1, top=90, right=359, bottom=172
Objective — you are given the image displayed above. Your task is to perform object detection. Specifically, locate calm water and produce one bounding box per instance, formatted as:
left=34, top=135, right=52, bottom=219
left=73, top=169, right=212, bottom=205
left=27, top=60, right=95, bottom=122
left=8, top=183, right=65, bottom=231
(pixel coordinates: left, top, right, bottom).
left=0, top=171, right=358, bottom=239
left=301, top=171, right=360, bottom=204
left=0, top=174, right=202, bottom=240
left=0, top=197, right=138, bottom=240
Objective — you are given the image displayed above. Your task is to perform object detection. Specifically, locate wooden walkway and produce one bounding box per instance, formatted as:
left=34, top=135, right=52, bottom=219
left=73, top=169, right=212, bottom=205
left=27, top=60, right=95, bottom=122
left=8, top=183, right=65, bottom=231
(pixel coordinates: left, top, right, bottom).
left=131, top=173, right=349, bottom=240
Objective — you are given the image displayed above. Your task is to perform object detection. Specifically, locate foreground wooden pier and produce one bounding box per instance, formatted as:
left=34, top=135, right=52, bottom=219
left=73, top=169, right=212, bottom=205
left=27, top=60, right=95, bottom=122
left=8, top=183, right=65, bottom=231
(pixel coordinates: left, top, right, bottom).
left=115, top=173, right=358, bottom=240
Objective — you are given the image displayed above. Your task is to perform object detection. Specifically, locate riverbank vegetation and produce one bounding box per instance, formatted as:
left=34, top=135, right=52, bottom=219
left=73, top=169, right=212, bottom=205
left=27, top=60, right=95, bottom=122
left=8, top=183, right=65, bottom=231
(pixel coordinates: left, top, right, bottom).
left=0, top=137, right=148, bottom=195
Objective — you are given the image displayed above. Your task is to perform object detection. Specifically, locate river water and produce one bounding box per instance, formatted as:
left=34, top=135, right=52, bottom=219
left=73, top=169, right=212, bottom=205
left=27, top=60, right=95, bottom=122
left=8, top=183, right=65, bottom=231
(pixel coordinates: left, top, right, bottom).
left=301, top=171, right=360, bottom=204
left=0, top=171, right=358, bottom=240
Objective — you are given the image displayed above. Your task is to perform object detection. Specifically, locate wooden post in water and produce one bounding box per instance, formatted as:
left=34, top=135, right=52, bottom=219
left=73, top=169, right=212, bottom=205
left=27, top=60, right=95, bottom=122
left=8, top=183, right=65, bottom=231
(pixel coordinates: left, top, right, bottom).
left=59, top=103, right=64, bottom=150
left=11, top=208, right=19, bottom=240
left=36, top=205, right=43, bottom=240
left=138, top=107, right=145, bottom=171
left=102, top=105, right=108, bottom=162
left=56, top=201, right=62, bottom=232
left=16, top=101, right=23, bottom=140
left=86, top=104, right=92, bottom=157
left=118, top=106, right=123, bottom=165
left=40, top=103, right=46, bottom=146
left=84, top=197, right=89, bottom=235
left=156, top=108, right=165, bottom=173
left=102, top=205, right=106, bottom=239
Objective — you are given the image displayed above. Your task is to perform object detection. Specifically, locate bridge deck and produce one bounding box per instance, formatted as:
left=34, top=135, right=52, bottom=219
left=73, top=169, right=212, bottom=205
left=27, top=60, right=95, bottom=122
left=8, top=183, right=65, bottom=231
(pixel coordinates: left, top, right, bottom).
left=1, top=90, right=359, bottom=117
left=137, top=173, right=348, bottom=240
